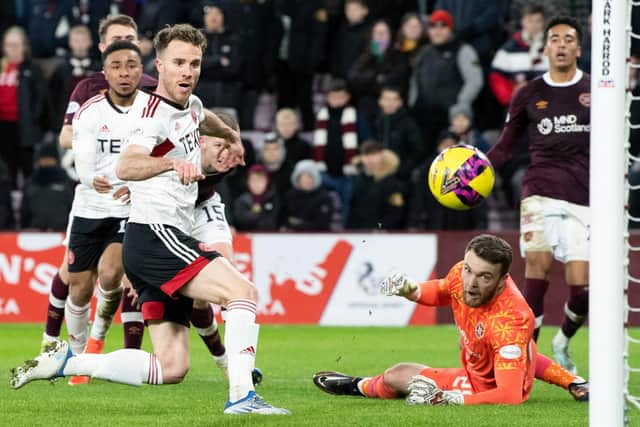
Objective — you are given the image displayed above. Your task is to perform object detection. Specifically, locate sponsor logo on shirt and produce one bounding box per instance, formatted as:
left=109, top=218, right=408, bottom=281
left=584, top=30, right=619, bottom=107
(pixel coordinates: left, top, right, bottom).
left=499, top=344, right=522, bottom=360
left=579, top=93, right=591, bottom=107
left=537, top=115, right=590, bottom=135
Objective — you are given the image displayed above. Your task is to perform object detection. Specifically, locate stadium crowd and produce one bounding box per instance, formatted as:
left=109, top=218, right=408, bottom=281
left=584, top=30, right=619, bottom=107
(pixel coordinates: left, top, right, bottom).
left=0, top=0, right=637, bottom=233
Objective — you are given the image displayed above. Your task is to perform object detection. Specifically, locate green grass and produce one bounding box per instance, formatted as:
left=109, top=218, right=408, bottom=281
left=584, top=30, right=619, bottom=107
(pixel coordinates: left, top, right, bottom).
left=0, top=324, right=635, bottom=426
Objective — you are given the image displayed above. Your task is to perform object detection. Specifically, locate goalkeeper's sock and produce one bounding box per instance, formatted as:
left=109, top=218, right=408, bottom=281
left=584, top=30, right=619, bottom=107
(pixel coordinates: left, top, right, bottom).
left=561, top=285, right=588, bottom=339
left=65, top=299, right=90, bottom=355
left=45, top=273, right=68, bottom=339
left=90, top=284, right=123, bottom=340
left=359, top=374, right=400, bottom=399
left=191, top=305, right=226, bottom=357
left=63, top=349, right=163, bottom=385
left=524, top=278, right=549, bottom=342
left=224, top=299, right=258, bottom=402
left=121, top=292, right=144, bottom=349
left=535, top=353, right=578, bottom=389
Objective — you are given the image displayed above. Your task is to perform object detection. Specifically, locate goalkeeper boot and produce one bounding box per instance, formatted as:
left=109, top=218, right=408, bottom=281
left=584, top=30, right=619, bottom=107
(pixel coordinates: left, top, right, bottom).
left=568, top=379, right=589, bottom=402
left=69, top=337, right=104, bottom=385
left=551, top=332, right=577, bottom=375
left=10, top=341, right=72, bottom=389
left=312, top=371, right=364, bottom=396
left=223, top=391, right=290, bottom=415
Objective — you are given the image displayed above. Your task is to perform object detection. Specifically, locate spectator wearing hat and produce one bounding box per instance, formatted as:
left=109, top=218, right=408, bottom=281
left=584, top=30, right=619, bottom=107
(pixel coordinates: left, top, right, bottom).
left=489, top=4, right=547, bottom=108
left=347, top=140, right=406, bottom=230
left=233, top=164, right=281, bottom=231
left=20, top=143, right=74, bottom=231
left=408, top=9, right=483, bottom=158
left=274, top=107, right=312, bottom=166
left=438, top=104, right=490, bottom=153
left=195, top=4, right=243, bottom=113
left=371, top=85, right=424, bottom=183
left=283, top=159, right=334, bottom=231
left=312, top=78, right=359, bottom=224
left=261, top=131, right=295, bottom=195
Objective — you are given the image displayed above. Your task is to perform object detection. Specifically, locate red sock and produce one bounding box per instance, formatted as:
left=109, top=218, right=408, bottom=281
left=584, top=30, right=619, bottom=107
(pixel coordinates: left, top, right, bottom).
left=45, top=273, right=68, bottom=338
left=361, top=374, right=400, bottom=399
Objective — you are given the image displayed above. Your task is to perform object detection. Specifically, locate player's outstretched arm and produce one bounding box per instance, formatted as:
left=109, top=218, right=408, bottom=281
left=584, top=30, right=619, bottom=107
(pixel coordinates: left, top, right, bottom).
left=117, top=145, right=205, bottom=184
left=200, top=109, right=241, bottom=146
left=462, top=369, right=525, bottom=405
left=380, top=273, right=420, bottom=300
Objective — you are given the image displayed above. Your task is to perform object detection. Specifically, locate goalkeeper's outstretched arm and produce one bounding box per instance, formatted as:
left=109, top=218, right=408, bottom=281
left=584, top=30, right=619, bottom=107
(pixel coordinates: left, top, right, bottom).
left=380, top=274, right=451, bottom=306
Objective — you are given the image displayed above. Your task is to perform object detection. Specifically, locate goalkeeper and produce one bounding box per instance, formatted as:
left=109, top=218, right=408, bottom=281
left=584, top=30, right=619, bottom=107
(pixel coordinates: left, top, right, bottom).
left=313, top=234, right=587, bottom=405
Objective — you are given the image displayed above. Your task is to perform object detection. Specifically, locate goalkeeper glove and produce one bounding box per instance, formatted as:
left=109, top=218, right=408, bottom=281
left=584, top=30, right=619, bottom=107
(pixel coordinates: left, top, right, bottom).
left=406, top=375, right=464, bottom=406
left=380, top=272, right=419, bottom=299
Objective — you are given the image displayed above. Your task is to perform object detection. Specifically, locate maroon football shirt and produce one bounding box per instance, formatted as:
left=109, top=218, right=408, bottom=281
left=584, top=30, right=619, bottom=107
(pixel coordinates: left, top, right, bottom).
left=488, top=71, right=591, bottom=206
left=63, top=71, right=157, bottom=125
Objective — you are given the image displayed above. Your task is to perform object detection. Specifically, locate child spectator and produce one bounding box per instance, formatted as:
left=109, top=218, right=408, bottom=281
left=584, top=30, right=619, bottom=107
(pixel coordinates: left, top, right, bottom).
left=437, top=104, right=490, bottom=153
left=275, top=108, right=311, bottom=166
left=49, top=25, right=100, bottom=131
left=20, top=143, right=74, bottom=231
left=313, top=78, right=358, bottom=224
left=347, top=140, right=406, bottom=230
left=372, top=86, right=424, bottom=183
left=233, top=164, right=281, bottom=231
left=284, top=159, right=334, bottom=231
left=331, top=0, right=370, bottom=79
left=261, top=132, right=294, bottom=195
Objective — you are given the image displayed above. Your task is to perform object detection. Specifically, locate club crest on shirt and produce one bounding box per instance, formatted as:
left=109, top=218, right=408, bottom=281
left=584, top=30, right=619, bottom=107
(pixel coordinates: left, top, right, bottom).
left=475, top=322, right=485, bottom=338
left=191, top=109, right=198, bottom=124
left=175, top=121, right=181, bottom=132
left=578, top=93, right=591, bottom=107
left=68, top=249, right=75, bottom=265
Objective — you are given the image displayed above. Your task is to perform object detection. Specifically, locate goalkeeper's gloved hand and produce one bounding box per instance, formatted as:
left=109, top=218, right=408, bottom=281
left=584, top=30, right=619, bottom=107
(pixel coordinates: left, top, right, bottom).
left=380, top=273, right=419, bottom=299
left=406, top=375, right=464, bottom=406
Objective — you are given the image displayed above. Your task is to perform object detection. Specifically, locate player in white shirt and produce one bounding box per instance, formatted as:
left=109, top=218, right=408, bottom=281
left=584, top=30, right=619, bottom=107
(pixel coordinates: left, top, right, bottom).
left=10, top=24, right=288, bottom=416
left=65, top=41, right=147, bottom=368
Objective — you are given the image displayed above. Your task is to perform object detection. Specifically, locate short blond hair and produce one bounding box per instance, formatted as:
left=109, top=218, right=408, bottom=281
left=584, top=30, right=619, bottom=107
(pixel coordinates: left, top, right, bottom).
left=275, top=108, right=298, bottom=124
left=69, top=25, right=92, bottom=39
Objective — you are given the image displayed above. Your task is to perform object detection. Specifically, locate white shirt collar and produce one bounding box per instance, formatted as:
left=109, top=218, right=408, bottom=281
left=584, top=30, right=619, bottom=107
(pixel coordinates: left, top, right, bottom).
left=542, top=69, right=583, bottom=87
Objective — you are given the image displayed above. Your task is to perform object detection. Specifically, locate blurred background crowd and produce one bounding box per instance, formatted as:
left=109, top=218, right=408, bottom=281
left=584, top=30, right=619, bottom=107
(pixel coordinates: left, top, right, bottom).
left=1, top=0, right=639, bottom=233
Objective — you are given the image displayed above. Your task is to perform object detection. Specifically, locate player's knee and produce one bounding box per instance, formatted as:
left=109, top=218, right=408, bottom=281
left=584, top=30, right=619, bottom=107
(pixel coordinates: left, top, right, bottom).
left=157, top=355, right=190, bottom=384
left=225, top=280, right=257, bottom=304
left=192, top=299, right=209, bottom=310
left=68, top=278, right=94, bottom=305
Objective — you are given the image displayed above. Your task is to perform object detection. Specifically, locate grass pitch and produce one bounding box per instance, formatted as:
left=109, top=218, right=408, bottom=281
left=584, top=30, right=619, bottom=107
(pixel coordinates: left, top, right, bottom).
left=0, top=324, right=636, bottom=426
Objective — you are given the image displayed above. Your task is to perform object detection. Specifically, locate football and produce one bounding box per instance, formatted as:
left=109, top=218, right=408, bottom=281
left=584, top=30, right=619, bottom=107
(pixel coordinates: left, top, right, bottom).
left=428, top=144, right=495, bottom=210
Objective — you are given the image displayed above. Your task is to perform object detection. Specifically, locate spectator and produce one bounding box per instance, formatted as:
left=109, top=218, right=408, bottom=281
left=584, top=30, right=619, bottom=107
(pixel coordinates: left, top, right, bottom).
left=312, top=78, right=358, bottom=224
left=261, top=132, right=294, bottom=195
left=507, top=0, right=591, bottom=34
left=273, top=0, right=327, bottom=130
left=348, top=140, right=406, bottom=230
left=0, top=26, right=47, bottom=189
left=365, top=0, right=421, bottom=32
left=372, top=86, right=424, bottom=182
left=49, top=25, right=100, bottom=131
left=284, top=159, right=334, bottom=231
left=136, top=0, right=181, bottom=42
left=233, top=164, right=281, bottom=231
left=195, top=4, right=243, bottom=112
left=489, top=4, right=547, bottom=108
left=434, top=0, right=506, bottom=67
left=395, top=12, right=428, bottom=66
left=20, top=143, right=74, bottom=231
left=275, top=108, right=312, bottom=166
left=348, top=19, right=409, bottom=126
left=408, top=138, right=488, bottom=230
left=578, top=14, right=591, bottom=73
left=438, top=104, right=490, bottom=153
left=331, top=0, right=371, bottom=80
left=0, top=158, right=13, bottom=229
left=409, top=9, right=483, bottom=157
left=21, top=0, right=73, bottom=58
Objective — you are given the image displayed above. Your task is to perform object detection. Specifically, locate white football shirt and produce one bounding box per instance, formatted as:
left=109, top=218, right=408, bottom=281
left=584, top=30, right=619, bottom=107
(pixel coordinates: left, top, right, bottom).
left=126, top=92, right=205, bottom=233
left=71, top=92, right=144, bottom=219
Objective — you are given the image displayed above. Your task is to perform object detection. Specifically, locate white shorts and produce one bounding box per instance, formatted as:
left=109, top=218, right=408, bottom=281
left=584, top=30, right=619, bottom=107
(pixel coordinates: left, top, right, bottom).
left=61, top=211, right=75, bottom=247
left=519, top=195, right=590, bottom=263
left=192, top=192, right=232, bottom=245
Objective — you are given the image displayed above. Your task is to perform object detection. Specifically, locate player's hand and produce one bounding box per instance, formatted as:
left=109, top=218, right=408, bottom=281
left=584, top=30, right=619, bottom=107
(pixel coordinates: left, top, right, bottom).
left=113, top=186, right=131, bottom=204
left=172, top=159, right=205, bottom=185
left=93, top=176, right=113, bottom=193
left=380, top=272, right=418, bottom=298
left=406, top=375, right=464, bottom=406
left=126, top=286, right=139, bottom=309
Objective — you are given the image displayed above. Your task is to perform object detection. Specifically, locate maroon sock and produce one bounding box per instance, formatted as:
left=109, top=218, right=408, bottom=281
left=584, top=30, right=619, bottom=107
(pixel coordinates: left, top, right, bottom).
left=121, top=292, right=144, bottom=349
left=524, top=278, right=549, bottom=342
left=191, top=305, right=225, bottom=357
left=561, top=285, right=588, bottom=339
left=45, top=273, right=69, bottom=337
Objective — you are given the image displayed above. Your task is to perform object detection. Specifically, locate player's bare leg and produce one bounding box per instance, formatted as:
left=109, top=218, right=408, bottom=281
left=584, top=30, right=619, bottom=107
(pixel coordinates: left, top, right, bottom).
left=523, top=249, right=553, bottom=342
left=147, top=321, right=190, bottom=383
left=180, top=257, right=289, bottom=414
left=551, top=260, right=588, bottom=375
left=42, top=252, right=71, bottom=348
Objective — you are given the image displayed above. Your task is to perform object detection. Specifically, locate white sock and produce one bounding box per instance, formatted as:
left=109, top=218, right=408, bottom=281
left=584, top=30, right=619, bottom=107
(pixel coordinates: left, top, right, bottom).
left=65, top=300, right=90, bottom=354
left=553, top=329, right=570, bottom=348
left=63, top=349, right=163, bottom=386
left=224, top=299, right=258, bottom=402
left=90, top=284, right=123, bottom=340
